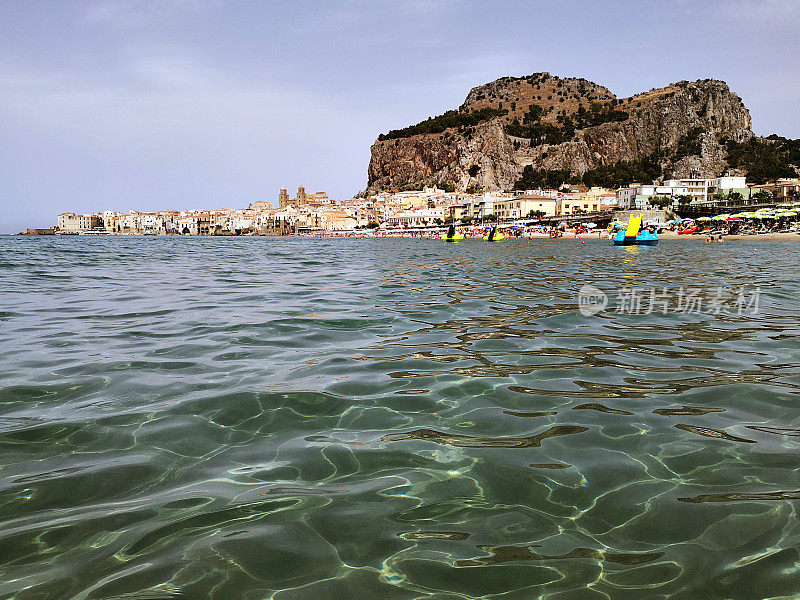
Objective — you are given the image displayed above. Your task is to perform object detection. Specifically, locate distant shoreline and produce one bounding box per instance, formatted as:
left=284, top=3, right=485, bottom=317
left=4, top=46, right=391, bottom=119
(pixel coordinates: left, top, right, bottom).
left=14, top=231, right=800, bottom=242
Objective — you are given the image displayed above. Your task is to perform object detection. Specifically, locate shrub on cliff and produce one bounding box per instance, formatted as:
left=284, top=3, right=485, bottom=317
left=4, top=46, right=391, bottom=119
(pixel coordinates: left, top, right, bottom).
left=673, top=127, right=704, bottom=161
left=571, top=102, right=627, bottom=129
left=725, top=136, right=799, bottom=184
left=581, top=156, right=662, bottom=188
left=514, top=166, right=572, bottom=189
left=514, top=154, right=663, bottom=190
left=436, top=181, right=456, bottom=193
left=378, top=107, right=508, bottom=140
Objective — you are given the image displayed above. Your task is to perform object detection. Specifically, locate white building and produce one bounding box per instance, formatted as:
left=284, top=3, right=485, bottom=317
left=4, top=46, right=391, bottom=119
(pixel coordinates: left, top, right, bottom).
left=386, top=208, right=446, bottom=227
left=617, top=176, right=749, bottom=209
left=494, top=195, right=560, bottom=220
left=513, top=189, right=560, bottom=199
left=318, top=210, right=358, bottom=231
left=456, top=192, right=513, bottom=221
left=57, top=212, right=102, bottom=232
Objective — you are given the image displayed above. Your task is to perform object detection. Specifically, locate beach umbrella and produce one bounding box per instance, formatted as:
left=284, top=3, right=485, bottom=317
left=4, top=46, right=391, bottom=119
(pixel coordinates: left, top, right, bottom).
left=697, top=216, right=711, bottom=221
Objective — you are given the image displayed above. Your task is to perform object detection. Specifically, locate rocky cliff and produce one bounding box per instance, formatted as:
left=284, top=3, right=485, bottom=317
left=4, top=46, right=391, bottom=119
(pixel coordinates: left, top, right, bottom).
left=366, top=73, right=755, bottom=193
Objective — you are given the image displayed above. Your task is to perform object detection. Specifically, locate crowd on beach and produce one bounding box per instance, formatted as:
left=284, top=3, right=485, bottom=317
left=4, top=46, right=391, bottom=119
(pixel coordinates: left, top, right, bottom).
left=295, top=201, right=800, bottom=241
left=297, top=221, right=800, bottom=241
left=654, top=203, right=800, bottom=240
left=298, top=224, right=605, bottom=239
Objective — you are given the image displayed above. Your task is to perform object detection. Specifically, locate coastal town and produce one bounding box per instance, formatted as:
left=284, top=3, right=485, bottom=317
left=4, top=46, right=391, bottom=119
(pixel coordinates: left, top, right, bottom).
left=36, top=175, right=800, bottom=237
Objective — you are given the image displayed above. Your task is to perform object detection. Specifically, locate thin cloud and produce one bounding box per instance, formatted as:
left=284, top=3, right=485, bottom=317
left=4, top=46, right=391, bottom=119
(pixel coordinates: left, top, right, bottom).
left=0, top=54, right=330, bottom=141
left=0, top=51, right=385, bottom=192
left=713, top=0, right=800, bottom=22
left=317, top=0, right=458, bottom=30
left=340, top=0, right=459, bottom=15
left=83, top=0, right=223, bottom=25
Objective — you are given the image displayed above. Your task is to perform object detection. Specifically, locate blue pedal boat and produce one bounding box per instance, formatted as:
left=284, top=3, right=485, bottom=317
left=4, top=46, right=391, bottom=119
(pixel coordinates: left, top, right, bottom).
left=613, top=214, right=659, bottom=246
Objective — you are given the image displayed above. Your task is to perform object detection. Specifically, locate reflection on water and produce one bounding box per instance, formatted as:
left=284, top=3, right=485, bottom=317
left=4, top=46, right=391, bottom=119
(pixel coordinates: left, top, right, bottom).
left=679, top=490, right=800, bottom=503
left=573, top=402, right=634, bottom=415
left=456, top=545, right=666, bottom=566
left=653, top=405, right=726, bottom=416
left=674, top=423, right=757, bottom=443
left=745, top=424, right=800, bottom=437
left=503, top=409, right=558, bottom=417
left=381, top=425, right=589, bottom=448
left=1, top=236, right=800, bottom=599
left=399, top=531, right=470, bottom=540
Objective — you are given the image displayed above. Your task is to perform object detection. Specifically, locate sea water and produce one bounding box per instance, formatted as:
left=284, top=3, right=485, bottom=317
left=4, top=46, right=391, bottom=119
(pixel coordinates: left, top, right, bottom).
left=1, top=236, right=800, bottom=599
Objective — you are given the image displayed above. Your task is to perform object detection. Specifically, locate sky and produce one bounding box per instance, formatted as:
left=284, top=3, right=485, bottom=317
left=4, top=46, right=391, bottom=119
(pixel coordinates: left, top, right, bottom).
left=1, top=0, right=799, bottom=233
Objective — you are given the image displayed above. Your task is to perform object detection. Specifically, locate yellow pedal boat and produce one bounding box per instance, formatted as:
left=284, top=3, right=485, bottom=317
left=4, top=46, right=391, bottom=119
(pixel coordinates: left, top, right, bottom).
left=483, top=226, right=504, bottom=242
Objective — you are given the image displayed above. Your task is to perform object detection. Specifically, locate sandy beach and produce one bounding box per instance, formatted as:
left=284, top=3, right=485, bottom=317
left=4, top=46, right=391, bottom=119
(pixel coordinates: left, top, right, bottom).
left=516, top=231, right=800, bottom=242
left=653, top=230, right=800, bottom=242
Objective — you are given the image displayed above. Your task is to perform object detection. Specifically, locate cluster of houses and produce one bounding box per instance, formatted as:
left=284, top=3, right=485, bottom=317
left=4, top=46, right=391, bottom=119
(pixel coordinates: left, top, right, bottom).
left=616, top=176, right=797, bottom=209
left=54, top=185, right=620, bottom=235
left=53, top=176, right=798, bottom=235
left=57, top=188, right=354, bottom=235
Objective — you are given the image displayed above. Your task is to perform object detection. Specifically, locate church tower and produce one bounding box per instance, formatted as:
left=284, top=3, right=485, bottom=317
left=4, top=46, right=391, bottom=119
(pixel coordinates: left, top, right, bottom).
left=278, top=186, right=290, bottom=208
left=297, top=186, right=307, bottom=206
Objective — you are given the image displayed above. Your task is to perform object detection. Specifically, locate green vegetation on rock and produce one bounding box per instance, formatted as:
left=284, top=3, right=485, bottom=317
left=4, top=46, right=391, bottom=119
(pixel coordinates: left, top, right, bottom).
left=513, top=166, right=572, bottom=189
left=725, top=135, right=800, bottom=184
left=378, top=107, right=508, bottom=141
left=673, top=127, right=704, bottom=161
left=514, top=154, right=663, bottom=190
left=506, top=101, right=627, bottom=147
left=506, top=104, right=569, bottom=145
left=570, top=101, right=627, bottom=129
left=436, top=181, right=456, bottom=193
left=507, top=120, right=568, bottom=146
left=581, top=155, right=663, bottom=188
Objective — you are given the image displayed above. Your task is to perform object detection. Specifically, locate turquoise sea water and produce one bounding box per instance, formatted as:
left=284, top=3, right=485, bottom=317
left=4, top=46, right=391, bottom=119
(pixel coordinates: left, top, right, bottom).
left=1, top=235, right=800, bottom=599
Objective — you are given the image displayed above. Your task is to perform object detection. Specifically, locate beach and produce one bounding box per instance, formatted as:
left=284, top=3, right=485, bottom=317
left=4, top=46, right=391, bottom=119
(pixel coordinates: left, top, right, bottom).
left=649, top=230, right=800, bottom=242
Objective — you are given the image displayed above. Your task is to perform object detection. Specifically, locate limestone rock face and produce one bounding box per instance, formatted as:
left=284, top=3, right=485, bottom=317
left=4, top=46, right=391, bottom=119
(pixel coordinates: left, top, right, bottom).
left=367, top=120, right=519, bottom=192
left=365, top=75, right=754, bottom=193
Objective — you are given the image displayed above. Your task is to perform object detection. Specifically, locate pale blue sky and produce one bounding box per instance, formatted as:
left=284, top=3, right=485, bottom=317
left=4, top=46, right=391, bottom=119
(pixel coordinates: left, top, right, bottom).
left=1, top=0, right=798, bottom=232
